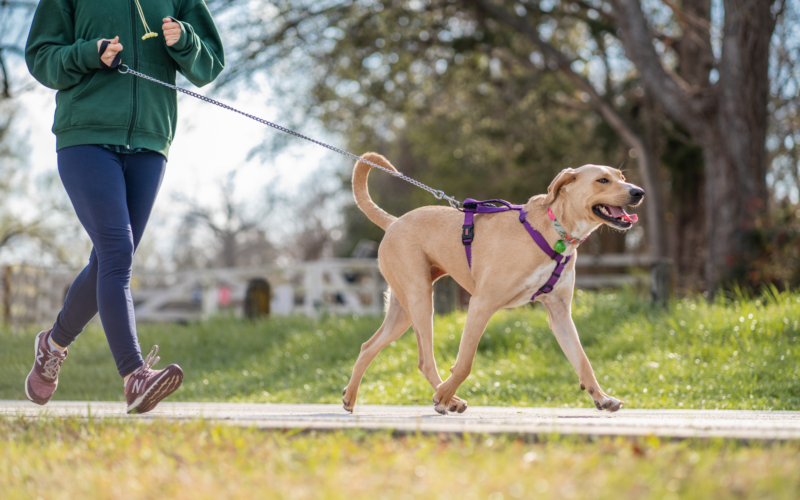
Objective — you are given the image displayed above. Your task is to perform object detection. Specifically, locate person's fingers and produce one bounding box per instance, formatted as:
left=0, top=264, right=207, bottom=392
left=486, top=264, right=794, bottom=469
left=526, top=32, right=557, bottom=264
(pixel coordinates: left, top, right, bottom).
left=98, top=36, right=121, bottom=51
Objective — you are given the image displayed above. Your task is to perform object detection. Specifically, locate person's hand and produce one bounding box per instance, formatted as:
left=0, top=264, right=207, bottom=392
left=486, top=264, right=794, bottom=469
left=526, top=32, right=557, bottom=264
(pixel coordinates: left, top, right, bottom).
left=97, top=36, right=123, bottom=66
left=162, top=18, right=181, bottom=46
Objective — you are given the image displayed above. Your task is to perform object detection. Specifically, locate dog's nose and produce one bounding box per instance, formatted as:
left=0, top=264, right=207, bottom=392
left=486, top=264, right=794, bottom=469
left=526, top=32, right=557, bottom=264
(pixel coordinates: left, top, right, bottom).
left=629, top=187, right=644, bottom=200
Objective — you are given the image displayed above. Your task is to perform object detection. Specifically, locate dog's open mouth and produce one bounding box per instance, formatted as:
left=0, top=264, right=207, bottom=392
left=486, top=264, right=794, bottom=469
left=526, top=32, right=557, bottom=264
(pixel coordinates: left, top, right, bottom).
left=593, top=204, right=638, bottom=228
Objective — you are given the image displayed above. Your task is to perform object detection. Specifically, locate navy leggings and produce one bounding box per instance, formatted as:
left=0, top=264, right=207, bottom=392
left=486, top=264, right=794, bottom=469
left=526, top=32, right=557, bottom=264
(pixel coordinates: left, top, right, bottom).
left=51, top=145, right=166, bottom=378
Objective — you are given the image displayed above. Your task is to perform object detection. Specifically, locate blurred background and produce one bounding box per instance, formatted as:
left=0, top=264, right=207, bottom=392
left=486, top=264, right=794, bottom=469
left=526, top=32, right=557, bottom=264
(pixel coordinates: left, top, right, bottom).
left=0, top=0, right=798, bottom=325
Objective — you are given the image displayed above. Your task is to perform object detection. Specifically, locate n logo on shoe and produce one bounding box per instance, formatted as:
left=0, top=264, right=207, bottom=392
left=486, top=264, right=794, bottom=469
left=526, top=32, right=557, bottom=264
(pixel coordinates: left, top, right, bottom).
left=132, top=379, right=145, bottom=393
left=36, top=349, right=45, bottom=366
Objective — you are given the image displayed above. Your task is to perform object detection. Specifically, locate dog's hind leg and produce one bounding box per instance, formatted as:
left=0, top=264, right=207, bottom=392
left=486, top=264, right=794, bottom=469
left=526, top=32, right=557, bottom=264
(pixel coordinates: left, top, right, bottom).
left=342, top=290, right=411, bottom=412
left=432, top=295, right=497, bottom=414
left=406, top=281, right=469, bottom=414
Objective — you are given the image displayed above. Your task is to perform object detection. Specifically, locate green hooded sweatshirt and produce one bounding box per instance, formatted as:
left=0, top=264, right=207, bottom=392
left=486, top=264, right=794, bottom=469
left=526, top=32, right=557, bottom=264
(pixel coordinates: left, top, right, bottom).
left=25, top=0, right=225, bottom=159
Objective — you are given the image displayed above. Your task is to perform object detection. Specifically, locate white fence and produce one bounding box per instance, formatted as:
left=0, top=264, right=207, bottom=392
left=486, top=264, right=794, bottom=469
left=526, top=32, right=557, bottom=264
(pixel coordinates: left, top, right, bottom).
left=1, top=253, right=669, bottom=327
left=130, top=258, right=386, bottom=323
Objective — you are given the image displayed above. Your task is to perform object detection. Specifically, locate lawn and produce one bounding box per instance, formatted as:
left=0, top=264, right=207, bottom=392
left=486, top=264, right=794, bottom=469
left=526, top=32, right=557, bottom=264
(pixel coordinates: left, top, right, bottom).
left=1, top=288, right=798, bottom=411
left=2, top=417, right=799, bottom=500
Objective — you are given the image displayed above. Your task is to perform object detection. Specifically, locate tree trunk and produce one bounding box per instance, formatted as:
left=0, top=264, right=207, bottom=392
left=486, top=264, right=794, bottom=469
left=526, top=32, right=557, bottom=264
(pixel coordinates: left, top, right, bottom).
left=663, top=136, right=706, bottom=289
left=698, top=0, right=773, bottom=287
left=612, top=0, right=777, bottom=290
left=222, top=233, right=237, bottom=268
left=640, top=96, right=667, bottom=258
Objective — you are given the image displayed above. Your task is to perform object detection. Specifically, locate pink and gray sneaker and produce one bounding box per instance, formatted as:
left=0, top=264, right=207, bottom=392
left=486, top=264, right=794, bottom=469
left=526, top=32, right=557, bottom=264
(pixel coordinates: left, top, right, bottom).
left=125, top=345, right=183, bottom=414
left=25, top=329, right=67, bottom=405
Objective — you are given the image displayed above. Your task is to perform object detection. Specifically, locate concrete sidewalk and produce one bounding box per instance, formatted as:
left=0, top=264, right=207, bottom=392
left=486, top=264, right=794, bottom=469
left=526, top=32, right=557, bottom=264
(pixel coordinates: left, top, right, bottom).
left=2, top=400, right=799, bottom=440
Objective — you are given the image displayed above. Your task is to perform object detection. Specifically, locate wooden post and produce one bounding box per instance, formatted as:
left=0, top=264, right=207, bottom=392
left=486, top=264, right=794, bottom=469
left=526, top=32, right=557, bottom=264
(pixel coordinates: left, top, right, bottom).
left=244, top=278, right=271, bottom=319
left=1, top=266, right=9, bottom=326
left=650, top=259, right=673, bottom=306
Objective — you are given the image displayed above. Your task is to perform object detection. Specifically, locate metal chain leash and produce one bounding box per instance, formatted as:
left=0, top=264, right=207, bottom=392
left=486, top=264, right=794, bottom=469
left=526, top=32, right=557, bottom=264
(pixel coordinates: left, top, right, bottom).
left=118, top=64, right=463, bottom=209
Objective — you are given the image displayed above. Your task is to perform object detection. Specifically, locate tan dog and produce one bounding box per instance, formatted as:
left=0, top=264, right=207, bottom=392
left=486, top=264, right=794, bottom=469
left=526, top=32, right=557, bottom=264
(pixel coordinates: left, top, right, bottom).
left=342, top=153, right=645, bottom=414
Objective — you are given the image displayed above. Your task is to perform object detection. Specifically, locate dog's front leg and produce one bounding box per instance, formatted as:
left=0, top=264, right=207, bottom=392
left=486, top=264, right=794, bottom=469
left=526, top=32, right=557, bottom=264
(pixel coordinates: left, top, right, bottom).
left=432, top=297, right=497, bottom=414
left=542, top=295, right=624, bottom=412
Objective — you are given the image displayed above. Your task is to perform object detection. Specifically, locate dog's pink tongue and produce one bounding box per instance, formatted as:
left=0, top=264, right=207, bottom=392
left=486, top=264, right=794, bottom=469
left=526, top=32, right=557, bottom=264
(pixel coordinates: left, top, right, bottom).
left=607, top=205, right=638, bottom=223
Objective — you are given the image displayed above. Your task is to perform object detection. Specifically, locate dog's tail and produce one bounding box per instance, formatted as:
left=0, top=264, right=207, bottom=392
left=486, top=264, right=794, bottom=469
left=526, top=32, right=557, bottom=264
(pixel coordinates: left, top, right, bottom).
left=352, top=153, right=398, bottom=231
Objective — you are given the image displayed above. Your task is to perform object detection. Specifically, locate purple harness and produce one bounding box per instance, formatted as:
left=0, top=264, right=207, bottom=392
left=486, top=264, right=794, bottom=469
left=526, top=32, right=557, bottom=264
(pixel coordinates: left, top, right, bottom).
left=461, top=199, right=572, bottom=300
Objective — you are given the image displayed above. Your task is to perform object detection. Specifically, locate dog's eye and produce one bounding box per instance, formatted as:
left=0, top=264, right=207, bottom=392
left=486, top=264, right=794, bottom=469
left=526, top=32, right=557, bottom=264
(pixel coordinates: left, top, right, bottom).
left=597, top=178, right=609, bottom=184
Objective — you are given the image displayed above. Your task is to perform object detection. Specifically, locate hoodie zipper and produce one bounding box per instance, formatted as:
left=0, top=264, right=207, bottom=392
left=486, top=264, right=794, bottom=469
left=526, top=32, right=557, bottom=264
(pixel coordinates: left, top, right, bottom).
left=126, top=0, right=139, bottom=149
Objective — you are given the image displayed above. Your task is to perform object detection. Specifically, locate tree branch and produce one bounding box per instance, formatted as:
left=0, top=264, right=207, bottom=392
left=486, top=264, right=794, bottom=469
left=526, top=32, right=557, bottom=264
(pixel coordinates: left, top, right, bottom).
left=469, top=0, right=644, bottom=151
left=215, top=2, right=354, bottom=88
left=608, top=0, right=700, bottom=130
left=661, top=0, right=712, bottom=32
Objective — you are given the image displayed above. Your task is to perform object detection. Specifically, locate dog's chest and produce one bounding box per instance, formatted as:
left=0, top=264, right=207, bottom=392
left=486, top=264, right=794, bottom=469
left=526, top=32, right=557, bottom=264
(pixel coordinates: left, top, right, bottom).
left=507, top=262, right=574, bottom=307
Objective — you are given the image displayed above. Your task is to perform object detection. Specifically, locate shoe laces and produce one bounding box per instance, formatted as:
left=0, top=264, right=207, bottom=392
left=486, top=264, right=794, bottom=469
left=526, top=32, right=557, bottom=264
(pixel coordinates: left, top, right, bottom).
left=42, top=355, right=64, bottom=380
left=134, top=345, right=161, bottom=376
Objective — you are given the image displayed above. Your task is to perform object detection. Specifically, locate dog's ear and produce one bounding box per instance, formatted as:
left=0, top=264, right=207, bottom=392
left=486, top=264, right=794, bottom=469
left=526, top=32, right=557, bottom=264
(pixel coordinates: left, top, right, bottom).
left=543, top=168, right=578, bottom=205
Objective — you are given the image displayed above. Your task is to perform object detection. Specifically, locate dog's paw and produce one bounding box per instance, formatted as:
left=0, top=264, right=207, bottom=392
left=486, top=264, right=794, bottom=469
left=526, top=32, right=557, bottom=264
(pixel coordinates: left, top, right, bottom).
left=448, top=396, right=468, bottom=414
left=342, top=387, right=355, bottom=413
left=432, top=395, right=449, bottom=415
left=594, top=395, right=623, bottom=413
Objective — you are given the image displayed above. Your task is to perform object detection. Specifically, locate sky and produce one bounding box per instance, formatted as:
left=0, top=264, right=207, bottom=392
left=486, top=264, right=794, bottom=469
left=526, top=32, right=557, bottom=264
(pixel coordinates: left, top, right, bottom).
left=17, top=76, right=331, bottom=210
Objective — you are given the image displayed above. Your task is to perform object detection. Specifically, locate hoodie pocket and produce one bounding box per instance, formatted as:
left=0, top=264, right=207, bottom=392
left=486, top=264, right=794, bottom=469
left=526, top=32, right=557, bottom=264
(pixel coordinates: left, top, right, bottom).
left=135, top=61, right=178, bottom=140
left=70, top=70, right=130, bottom=128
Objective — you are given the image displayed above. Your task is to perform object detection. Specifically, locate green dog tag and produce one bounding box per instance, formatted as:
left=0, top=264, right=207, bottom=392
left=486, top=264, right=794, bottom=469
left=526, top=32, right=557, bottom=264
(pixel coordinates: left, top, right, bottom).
left=554, top=239, right=566, bottom=253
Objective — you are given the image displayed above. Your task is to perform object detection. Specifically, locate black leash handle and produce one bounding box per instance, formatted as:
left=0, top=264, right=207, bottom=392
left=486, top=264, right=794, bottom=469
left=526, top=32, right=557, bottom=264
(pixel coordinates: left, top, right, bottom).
left=99, top=40, right=122, bottom=70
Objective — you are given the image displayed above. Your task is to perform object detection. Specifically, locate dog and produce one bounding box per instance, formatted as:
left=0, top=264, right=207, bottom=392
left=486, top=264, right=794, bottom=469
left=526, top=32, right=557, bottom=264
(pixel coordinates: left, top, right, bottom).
left=342, top=153, right=644, bottom=414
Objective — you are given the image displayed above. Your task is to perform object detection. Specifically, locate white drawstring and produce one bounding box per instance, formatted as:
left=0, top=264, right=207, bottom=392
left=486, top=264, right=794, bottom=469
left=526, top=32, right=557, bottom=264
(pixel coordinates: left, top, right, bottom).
left=133, top=0, right=158, bottom=40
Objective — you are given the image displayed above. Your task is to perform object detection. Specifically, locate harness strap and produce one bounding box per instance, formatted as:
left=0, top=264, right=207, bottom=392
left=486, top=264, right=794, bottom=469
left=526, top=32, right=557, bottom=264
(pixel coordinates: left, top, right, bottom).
left=519, top=211, right=572, bottom=299
left=462, top=210, right=475, bottom=267
left=462, top=200, right=574, bottom=301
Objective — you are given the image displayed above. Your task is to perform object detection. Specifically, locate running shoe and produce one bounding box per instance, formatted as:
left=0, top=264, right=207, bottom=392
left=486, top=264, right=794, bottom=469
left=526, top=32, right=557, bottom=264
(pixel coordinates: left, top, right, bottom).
left=125, top=345, right=183, bottom=414
left=25, top=329, right=67, bottom=405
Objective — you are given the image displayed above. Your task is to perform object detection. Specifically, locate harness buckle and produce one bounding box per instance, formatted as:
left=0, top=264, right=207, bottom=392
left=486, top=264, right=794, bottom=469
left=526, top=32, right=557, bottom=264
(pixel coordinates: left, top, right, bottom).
left=462, top=224, right=474, bottom=245
left=539, top=284, right=553, bottom=294
left=463, top=202, right=478, bottom=210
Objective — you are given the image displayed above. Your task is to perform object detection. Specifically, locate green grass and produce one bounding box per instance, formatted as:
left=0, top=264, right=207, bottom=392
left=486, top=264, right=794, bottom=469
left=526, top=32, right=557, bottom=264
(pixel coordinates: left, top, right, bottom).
left=2, top=417, right=800, bottom=500
left=1, top=289, right=799, bottom=410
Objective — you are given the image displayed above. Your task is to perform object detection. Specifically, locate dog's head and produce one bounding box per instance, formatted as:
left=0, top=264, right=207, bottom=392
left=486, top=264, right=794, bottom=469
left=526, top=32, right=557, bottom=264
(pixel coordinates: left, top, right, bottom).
left=543, top=164, right=644, bottom=230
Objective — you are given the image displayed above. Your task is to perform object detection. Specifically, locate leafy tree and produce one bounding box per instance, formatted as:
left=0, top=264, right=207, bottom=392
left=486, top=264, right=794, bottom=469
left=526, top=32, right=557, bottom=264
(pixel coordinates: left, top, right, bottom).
left=211, top=0, right=792, bottom=291
left=212, top=0, right=659, bottom=259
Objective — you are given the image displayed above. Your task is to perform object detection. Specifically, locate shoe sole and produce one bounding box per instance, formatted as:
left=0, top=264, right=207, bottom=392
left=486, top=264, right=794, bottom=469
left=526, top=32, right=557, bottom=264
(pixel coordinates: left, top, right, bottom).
left=25, top=331, right=56, bottom=406
left=126, top=365, right=184, bottom=415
